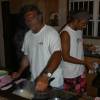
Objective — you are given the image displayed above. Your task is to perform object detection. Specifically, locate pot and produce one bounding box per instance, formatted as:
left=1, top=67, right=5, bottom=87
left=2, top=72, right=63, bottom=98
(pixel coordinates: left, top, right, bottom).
left=49, top=98, right=61, bottom=100
left=13, top=79, right=78, bottom=100
left=12, top=78, right=55, bottom=100
left=13, top=78, right=61, bottom=100
left=13, top=79, right=34, bottom=99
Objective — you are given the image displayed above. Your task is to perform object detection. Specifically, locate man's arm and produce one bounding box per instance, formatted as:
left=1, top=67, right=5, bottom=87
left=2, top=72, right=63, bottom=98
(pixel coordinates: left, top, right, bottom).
left=35, top=31, right=62, bottom=92
left=83, top=43, right=96, bottom=51
left=35, top=51, right=62, bottom=91
left=60, top=31, right=85, bottom=64
left=41, top=51, right=62, bottom=75
left=12, top=55, right=29, bottom=79
left=60, top=31, right=94, bottom=69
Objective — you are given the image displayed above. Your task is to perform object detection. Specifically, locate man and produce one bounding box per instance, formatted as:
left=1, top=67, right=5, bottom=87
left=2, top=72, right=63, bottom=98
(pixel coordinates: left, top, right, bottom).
left=60, top=11, right=95, bottom=95
left=12, top=4, right=63, bottom=92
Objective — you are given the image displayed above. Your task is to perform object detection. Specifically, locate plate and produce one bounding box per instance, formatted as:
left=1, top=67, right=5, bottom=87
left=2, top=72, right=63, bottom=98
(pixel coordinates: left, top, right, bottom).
left=1, top=84, right=13, bottom=91
left=0, top=70, right=8, bottom=77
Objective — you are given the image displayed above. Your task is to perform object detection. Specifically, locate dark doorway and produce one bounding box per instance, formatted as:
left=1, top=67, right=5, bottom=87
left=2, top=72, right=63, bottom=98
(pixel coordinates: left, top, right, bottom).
left=1, top=1, right=19, bottom=71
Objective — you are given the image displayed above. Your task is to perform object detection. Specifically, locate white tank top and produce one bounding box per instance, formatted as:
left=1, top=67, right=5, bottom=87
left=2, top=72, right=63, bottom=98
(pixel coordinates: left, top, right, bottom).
left=61, top=25, right=85, bottom=78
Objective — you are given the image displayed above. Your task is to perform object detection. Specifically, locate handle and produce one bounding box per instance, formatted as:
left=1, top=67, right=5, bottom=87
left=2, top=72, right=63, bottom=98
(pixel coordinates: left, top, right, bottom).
left=48, top=77, right=55, bottom=84
left=48, top=77, right=55, bottom=88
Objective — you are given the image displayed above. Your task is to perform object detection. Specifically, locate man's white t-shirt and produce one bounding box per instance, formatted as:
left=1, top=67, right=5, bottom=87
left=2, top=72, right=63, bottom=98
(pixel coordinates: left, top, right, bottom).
left=22, top=25, right=63, bottom=87
left=61, top=25, right=85, bottom=78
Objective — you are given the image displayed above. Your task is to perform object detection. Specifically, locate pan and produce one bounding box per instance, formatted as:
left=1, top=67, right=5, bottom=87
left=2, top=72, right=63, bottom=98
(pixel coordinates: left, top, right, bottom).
left=13, top=78, right=78, bottom=100
left=13, top=78, right=55, bottom=100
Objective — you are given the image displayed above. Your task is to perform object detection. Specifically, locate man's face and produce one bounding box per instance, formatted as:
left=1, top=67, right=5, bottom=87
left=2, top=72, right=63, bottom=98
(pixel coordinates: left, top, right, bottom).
left=77, top=19, right=88, bottom=30
left=24, top=11, right=40, bottom=32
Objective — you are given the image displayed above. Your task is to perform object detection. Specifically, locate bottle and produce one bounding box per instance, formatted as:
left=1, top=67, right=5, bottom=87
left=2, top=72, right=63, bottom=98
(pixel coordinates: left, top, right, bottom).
left=93, top=62, right=99, bottom=73
left=88, top=62, right=98, bottom=74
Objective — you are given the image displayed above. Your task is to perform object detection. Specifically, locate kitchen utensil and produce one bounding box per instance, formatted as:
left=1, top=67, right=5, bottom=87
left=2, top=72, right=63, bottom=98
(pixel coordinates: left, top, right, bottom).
left=0, top=75, right=14, bottom=90
left=13, top=79, right=34, bottom=99
left=13, top=77, right=55, bottom=99
left=49, top=98, right=61, bottom=100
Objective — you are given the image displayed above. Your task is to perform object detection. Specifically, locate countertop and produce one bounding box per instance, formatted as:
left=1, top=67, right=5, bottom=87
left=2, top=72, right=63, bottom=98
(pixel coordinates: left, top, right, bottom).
left=0, top=90, right=29, bottom=100
left=84, top=50, right=100, bottom=58
left=84, top=53, right=100, bottom=58
left=0, top=87, right=96, bottom=100
left=0, top=90, right=78, bottom=100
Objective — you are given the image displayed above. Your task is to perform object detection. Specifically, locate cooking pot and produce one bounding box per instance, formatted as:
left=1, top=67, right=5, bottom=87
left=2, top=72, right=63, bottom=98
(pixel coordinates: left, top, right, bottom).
left=13, top=79, right=34, bottom=99
left=13, top=78, right=55, bottom=100
left=13, top=79, right=78, bottom=100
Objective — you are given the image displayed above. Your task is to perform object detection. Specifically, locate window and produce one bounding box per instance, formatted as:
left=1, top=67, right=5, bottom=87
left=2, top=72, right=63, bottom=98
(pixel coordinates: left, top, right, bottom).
left=69, top=0, right=100, bottom=37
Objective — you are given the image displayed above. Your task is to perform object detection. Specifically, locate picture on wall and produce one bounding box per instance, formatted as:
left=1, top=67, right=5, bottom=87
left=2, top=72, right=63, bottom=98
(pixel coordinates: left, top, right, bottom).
left=48, top=12, right=59, bottom=26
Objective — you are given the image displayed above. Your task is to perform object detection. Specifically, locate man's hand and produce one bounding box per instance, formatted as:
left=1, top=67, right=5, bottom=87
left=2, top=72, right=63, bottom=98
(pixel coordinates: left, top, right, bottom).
left=35, top=75, right=49, bottom=92
left=11, top=72, right=21, bottom=79
left=84, top=59, right=95, bottom=70
left=88, top=45, right=96, bottom=51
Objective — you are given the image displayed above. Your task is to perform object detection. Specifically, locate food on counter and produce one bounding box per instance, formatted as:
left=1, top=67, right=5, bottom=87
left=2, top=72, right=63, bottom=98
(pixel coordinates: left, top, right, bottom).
left=0, top=70, right=13, bottom=90
left=0, top=70, right=8, bottom=77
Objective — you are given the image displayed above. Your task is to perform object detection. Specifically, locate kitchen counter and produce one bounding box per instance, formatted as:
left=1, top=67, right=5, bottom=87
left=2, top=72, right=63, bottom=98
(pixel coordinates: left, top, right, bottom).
left=85, top=53, right=100, bottom=59
left=0, top=88, right=96, bottom=100
left=84, top=51, right=100, bottom=65
left=0, top=70, right=97, bottom=100
left=0, top=90, right=29, bottom=100
left=0, top=77, right=79, bottom=100
left=84, top=49, right=100, bottom=59
left=0, top=90, right=78, bottom=100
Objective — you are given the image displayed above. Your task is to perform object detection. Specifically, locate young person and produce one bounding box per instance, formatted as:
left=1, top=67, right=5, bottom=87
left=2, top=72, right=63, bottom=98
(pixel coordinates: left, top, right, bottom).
left=60, top=11, right=95, bottom=95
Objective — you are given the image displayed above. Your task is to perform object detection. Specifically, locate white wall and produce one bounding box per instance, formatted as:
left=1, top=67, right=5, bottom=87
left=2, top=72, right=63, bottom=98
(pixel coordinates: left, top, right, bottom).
left=54, top=0, right=67, bottom=31
left=59, top=0, right=67, bottom=28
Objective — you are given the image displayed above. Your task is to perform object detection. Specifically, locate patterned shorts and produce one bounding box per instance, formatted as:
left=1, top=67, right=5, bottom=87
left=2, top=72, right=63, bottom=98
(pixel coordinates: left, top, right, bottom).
left=64, top=74, right=87, bottom=95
